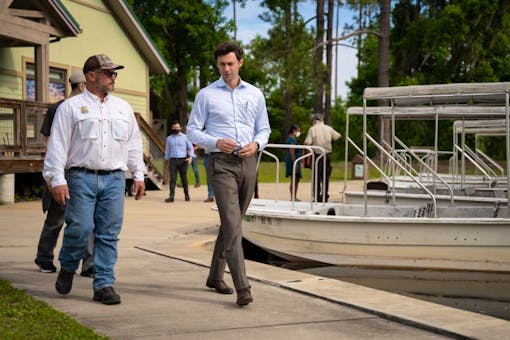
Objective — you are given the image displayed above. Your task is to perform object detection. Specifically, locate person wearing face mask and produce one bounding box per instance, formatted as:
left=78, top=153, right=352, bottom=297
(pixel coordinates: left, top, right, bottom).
left=285, top=124, right=302, bottom=201
left=164, top=121, right=195, bottom=202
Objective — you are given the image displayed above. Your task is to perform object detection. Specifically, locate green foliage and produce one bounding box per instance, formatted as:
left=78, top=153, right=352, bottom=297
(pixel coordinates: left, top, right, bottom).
left=0, top=279, right=106, bottom=339
left=349, top=0, right=510, bottom=160
left=126, top=0, right=232, bottom=123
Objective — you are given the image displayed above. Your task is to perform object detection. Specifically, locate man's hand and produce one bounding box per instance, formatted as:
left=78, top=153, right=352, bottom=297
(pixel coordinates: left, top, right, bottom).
left=133, top=180, right=145, bottom=200
left=216, top=138, right=238, bottom=154
left=186, top=156, right=193, bottom=164
left=238, top=142, right=259, bottom=158
left=51, top=184, right=70, bottom=206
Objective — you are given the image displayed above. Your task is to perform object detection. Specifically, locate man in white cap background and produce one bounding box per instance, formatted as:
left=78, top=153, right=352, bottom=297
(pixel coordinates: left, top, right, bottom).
left=304, top=113, right=341, bottom=202
left=43, top=54, right=146, bottom=305
left=35, top=69, right=95, bottom=278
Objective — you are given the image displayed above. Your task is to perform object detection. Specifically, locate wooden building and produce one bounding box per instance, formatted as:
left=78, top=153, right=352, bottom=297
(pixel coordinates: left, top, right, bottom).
left=0, top=0, right=170, bottom=201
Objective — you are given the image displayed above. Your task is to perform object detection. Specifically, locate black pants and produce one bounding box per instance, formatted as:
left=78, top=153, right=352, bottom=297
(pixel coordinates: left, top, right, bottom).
left=313, top=154, right=332, bottom=202
left=169, top=158, right=189, bottom=198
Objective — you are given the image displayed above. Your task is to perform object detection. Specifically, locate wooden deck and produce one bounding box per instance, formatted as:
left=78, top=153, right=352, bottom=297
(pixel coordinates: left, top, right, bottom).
left=0, top=99, right=165, bottom=190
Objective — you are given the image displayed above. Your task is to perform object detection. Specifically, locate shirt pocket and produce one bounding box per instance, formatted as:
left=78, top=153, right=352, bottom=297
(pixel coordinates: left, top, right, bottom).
left=112, top=117, right=129, bottom=141
left=78, top=118, right=99, bottom=139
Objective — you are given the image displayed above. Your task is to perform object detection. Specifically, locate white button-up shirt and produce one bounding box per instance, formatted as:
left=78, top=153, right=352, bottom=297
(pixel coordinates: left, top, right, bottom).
left=43, top=88, right=145, bottom=187
left=187, top=77, right=271, bottom=152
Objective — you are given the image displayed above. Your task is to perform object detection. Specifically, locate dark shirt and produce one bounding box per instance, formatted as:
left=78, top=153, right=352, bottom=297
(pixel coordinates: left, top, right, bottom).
left=40, top=99, right=65, bottom=137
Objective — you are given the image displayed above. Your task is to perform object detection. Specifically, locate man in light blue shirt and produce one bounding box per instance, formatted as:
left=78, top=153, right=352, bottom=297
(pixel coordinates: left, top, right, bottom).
left=187, top=41, right=270, bottom=306
left=164, top=121, right=195, bottom=202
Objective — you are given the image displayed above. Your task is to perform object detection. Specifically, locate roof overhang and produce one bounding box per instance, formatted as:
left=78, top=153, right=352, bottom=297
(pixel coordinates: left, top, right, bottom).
left=105, top=0, right=170, bottom=75
left=0, top=0, right=80, bottom=47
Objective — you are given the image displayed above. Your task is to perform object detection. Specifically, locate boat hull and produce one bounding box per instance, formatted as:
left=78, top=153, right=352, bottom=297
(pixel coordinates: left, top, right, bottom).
left=244, top=200, right=510, bottom=272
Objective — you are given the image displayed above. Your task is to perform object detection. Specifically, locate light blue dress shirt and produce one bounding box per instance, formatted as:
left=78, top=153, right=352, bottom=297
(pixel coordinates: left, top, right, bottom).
left=187, top=77, right=271, bottom=152
left=164, top=132, right=194, bottom=160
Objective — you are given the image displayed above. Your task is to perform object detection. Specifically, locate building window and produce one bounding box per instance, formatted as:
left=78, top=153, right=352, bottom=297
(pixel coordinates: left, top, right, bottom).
left=26, top=63, right=66, bottom=103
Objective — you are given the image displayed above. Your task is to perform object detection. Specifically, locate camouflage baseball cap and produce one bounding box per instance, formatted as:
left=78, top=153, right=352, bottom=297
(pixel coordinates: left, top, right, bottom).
left=83, top=54, right=124, bottom=74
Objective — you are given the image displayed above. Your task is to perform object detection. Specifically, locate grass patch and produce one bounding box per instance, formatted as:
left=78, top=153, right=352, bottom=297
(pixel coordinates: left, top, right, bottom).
left=0, top=279, right=106, bottom=339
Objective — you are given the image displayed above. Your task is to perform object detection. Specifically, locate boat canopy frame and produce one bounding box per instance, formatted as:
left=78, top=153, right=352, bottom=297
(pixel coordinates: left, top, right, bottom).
left=344, top=82, right=510, bottom=217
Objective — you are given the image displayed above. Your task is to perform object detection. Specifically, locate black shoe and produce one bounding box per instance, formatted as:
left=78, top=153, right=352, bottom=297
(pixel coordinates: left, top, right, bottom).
left=185, top=195, right=190, bottom=201
left=93, top=286, right=121, bottom=305
left=35, top=259, right=56, bottom=273
left=194, top=183, right=201, bottom=188
left=80, top=267, right=94, bottom=278
left=165, top=197, right=174, bottom=203
left=55, top=269, right=74, bottom=294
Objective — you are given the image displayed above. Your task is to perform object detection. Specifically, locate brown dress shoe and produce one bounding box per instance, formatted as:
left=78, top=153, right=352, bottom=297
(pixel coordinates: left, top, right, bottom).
left=236, top=287, right=253, bottom=306
left=206, top=279, right=234, bottom=294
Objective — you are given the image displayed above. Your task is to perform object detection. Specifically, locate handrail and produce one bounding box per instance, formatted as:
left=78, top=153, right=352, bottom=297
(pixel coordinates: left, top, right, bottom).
left=453, top=144, right=494, bottom=187
left=134, top=112, right=165, bottom=181
left=463, top=144, right=497, bottom=178
left=257, top=143, right=327, bottom=211
left=476, top=148, right=505, bottom=177
left=394, top=136, right=454, bottom=205
left=344, top=137, right=392, bottom=198
left=365, top=134, right=437, bottom=217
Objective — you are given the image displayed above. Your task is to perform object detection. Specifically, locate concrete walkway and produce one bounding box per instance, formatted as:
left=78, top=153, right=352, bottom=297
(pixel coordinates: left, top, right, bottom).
left=0, top=182, right=509, bottom=339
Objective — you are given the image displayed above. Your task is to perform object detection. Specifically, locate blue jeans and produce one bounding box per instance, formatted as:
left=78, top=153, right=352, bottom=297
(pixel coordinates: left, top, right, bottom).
left=59, top=169, right=125, bottom=291
left=36, top=184, right=94, bottom=271
left=204, top=154, right=214, bottom=198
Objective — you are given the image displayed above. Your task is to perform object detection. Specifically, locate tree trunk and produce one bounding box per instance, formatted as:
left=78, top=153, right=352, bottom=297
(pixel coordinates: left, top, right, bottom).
left=284, top=2, right=292, bottom=133
left=314, top=0, right=325, bottom=115
left=324, top=0, right=334, bottom=124
left=177, top=68, right=188, bottom=125
left=378, top=0, right=391, bottom=165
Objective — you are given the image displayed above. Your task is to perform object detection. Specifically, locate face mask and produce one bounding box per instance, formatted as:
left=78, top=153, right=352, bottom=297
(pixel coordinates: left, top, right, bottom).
left=171, top=129, right=180, bottom=134
left=296, top=131, right=301, bottom=138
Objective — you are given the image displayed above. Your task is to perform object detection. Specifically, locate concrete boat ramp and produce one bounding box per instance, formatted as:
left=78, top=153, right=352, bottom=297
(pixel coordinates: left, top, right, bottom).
left=1, top=185, right=509, bottom=339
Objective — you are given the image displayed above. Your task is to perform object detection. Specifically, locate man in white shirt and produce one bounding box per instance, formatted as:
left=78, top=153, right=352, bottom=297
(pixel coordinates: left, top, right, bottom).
left=43, top=54, right=145, bottom=305
left=187, top=41, right=271, bottom=306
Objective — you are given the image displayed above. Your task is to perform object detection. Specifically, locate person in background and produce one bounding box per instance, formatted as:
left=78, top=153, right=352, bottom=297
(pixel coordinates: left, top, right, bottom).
left=187, top=41, right=271, bottom=306
left=203, top=149, right=215, bottom=202
left=164, top=121, right=194, bottom=202
left=35, top=70, right=94, bottom=278
left=191, top=144, right=201, bottom=188
left=285, top=124, right=302, bottom=201
left=304, top=113, right=341, bottom=202
left=43, top=54, right=146, bottom=305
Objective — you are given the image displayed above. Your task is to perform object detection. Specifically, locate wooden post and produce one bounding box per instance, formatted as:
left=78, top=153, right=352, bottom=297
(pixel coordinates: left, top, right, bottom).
left=35, top=43, right=49, bottom=103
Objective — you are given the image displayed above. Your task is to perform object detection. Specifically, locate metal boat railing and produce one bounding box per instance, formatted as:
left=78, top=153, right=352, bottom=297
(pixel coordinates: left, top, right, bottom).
left=257, top=143, right=327, bottom=211
left=394, top=136, right=454, bottom=205
left=344, top=82, right=510, bottom=217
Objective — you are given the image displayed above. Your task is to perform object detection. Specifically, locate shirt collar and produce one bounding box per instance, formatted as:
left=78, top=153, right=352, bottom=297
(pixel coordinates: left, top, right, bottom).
left=215, top=76, right=246, bottom=90
left=83, top=87, right=110, bottom=103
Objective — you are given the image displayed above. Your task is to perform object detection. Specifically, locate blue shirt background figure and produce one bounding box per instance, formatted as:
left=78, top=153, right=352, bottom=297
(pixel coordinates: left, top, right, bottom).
left=164, top=121, right=195, bottom=202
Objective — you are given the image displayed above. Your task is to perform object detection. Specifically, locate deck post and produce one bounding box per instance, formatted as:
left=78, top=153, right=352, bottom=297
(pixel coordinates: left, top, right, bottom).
left=0, top=174, right=15, bottom=204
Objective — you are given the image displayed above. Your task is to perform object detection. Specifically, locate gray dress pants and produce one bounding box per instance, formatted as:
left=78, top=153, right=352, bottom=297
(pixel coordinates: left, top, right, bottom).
left=207, top=153, right=257, bottom=291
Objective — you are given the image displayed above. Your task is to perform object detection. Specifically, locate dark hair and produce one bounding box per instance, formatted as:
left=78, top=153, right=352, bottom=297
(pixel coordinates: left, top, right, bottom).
left=171, top=120, right=180, bottom=127
left=70, top=83, right=81, bottom=91
left=288, top=124, right=300, bottom=134
left=213, top=41, right=243, bottom=61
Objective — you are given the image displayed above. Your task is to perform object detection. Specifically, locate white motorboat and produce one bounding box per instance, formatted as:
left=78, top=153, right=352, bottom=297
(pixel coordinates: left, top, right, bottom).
left=244, top=82, right=510, bottom=272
